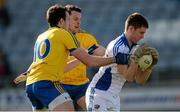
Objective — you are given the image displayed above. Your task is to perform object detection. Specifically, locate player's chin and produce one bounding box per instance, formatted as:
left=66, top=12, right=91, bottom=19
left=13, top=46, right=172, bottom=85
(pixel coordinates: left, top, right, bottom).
left=75, top=27, right=80, bottom=31
left=132, top=39, right=138, bottom=44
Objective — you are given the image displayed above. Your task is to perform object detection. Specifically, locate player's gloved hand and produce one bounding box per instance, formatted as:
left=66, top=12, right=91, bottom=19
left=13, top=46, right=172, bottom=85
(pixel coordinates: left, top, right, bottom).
left=115, top=52, right=130, bottom=65
left=148, top=47, right=159, bottom=69
left=133, top=44, right=151, bottom=57
left=131, top=44, right=151, bottom=63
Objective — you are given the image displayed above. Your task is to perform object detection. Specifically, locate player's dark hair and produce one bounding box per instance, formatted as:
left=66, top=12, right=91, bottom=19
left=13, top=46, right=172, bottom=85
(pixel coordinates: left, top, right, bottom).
left=46, top=4, right=67, bottom=27
left=65, top=4, right=81, bottom=15
left=125, top=12, right=148, bottom=30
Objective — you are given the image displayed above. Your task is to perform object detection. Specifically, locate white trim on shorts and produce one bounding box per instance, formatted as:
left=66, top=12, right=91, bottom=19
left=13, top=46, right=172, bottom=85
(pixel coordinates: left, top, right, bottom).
left=48, top=92, right=72, bottom=110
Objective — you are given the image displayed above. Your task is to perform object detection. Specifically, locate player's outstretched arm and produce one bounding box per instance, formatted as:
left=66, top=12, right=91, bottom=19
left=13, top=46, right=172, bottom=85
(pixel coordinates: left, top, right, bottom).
left=13, top=62, right=34, bottom=84
left=64, top=44, right=106, bottom=72
left=71, top=47, right=127, bottom=67
left=13, top=71, right=28, bottom=84
left=71, top=47, right=114, bottom=67
left=91, top=45, right=106, bottom=56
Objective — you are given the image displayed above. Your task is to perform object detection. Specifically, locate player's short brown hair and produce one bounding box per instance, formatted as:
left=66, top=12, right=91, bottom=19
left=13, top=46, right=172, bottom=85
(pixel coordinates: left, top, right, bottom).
left=65, top=4, right=81, bottom=15
left=125, top=12, right=148, bottom=30
left=46, top=4, right=67, bottom=27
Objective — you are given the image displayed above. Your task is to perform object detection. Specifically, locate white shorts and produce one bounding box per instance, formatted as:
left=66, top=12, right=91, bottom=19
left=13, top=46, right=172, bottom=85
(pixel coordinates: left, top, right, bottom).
left=86, top=87, right=120, bottom=111
left=48, top=92, right=72, bottom=110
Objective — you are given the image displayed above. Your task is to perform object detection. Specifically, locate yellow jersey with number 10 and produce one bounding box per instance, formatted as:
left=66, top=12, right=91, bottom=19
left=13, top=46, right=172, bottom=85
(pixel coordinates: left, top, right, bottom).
left=26, top=27, right=79, bottom=85
left=60, top=30, right=99, bottom=85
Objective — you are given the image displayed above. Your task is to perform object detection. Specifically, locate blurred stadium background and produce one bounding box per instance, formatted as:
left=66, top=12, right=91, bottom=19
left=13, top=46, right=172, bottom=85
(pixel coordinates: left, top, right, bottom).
left=0, top=0, right=180, bottom=111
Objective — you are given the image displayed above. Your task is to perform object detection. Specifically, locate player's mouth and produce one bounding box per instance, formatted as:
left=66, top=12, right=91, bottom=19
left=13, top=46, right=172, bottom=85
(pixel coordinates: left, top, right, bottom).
left=75, top=26, right=79, bottom=29
left=75, top=27, right=80, bottom=30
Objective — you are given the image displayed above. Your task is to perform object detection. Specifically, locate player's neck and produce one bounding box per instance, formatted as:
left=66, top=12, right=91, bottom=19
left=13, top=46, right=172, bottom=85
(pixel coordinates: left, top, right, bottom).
left=124, top=32, right=133, bottom=47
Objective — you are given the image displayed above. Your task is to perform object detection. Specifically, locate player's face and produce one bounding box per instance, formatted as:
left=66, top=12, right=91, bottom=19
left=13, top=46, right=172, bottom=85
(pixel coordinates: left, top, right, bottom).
left=131, top=27, right=147, bottom=43
left=69, top=11, right=81, bottom=33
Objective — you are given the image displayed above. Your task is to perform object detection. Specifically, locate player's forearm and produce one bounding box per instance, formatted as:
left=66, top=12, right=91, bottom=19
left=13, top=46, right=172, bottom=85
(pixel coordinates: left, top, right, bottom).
left=72, top=47, right=115, bottom=68
left=13, top=71, right=28, bottom=84
left=84, top=55, right=115, bottom=68
left=126, top=64, right=137, bottom=82
left=118, top=62, right=137, bottom=82
left=135, top=68, right=152, bottom=85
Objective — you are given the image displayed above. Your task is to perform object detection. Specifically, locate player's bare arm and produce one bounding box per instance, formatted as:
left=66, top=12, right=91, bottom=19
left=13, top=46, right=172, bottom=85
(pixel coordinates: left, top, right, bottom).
left=116, top=59, right=138, bottom=82
left=13, top=71, right=28, bottom=84
left=13, top=62, right=33, bottom=84
left=64, top=45, right=105, bottom=73
left=65, top=45, right=105, bottom=71
left=92, top=45, right=106, bottom=56
left=71, top=47, right=114, bottom=67
left=135, top=67, right=152, bottom=85
left=87, top=44, right=105, bottom=56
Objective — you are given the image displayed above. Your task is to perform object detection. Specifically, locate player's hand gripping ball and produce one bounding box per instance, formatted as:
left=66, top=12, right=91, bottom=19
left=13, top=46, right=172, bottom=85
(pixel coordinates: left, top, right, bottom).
left=130, top=44, right=156, bottom=71
left=138, top=54, right=153, bottom=71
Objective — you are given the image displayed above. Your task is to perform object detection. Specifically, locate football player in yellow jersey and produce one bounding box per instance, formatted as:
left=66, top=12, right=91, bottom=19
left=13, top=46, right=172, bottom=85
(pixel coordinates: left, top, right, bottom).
left=13, top=4, right=130, bottom=111
left=60, top=5, right=106, bottom=110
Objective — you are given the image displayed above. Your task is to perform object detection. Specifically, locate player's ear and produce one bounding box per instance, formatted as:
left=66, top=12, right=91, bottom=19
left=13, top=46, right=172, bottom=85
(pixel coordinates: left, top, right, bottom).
left=57, top=18, right=65, bottom=28
left=60, top=18, right=64, bottom=23
left=58, top=18, right=64, bottom=26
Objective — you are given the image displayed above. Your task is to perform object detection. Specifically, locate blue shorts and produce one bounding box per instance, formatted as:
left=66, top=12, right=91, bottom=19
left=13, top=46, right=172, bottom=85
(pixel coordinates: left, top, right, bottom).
left=26, top=80, right=71, bottom=110
left=60, top=82, right=89, bottom=101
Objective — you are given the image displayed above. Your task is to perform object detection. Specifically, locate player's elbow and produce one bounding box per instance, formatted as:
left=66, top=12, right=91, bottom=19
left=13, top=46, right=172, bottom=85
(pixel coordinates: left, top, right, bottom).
left=77, top=58, right=97, bottom=68
left=136, top=79, right=146, bottom=85
left=135, top=76, right=147, bottom=85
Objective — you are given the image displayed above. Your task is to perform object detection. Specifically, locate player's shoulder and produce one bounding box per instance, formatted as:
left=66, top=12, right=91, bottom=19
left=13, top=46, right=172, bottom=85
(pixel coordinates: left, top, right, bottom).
left=76, top=29, right=96, bottom=38
left=49, top=27, right=70, bottom=34
left=47, top=27, right=75, bottom=41
left=77, top=29, right=92, bottom=36
left=56, top=27, right=75, bottom=37
left=114, top=34, right=129, bottom=46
